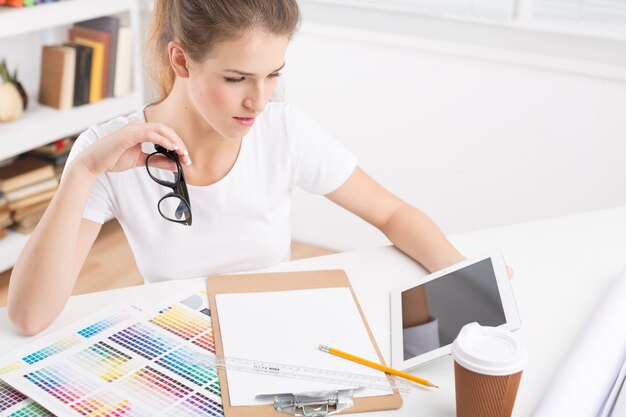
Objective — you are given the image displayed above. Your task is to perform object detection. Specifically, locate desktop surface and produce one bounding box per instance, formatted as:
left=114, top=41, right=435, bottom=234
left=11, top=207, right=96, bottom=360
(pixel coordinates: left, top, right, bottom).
left=2, top=206, right=626, bottom=416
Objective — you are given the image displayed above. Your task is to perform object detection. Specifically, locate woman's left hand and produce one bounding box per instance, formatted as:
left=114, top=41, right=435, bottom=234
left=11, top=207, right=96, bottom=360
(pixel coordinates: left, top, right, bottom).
left=507, top=266, right=514, bottom=280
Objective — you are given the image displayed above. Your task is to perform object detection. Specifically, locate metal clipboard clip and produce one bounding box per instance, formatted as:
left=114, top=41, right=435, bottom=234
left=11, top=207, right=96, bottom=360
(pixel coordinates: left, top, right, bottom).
left=255, top=388, right=360, bottom=417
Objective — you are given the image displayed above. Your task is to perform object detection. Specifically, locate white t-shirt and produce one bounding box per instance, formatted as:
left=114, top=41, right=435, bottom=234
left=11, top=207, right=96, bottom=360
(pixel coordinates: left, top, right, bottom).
left=65, top=103, right=357, bottom=283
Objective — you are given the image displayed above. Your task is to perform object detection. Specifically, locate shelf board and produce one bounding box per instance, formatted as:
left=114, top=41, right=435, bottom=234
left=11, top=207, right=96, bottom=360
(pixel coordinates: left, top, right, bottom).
left=0, top=92, right=143, bottom=161
left=0, top=230, right=29, bottom=273
left=0, top=0, right=136, bottom=38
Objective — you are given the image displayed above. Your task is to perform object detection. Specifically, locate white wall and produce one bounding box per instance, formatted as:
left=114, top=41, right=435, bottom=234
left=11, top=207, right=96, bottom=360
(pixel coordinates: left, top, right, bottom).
left=284, top=19, right=626, bottom=250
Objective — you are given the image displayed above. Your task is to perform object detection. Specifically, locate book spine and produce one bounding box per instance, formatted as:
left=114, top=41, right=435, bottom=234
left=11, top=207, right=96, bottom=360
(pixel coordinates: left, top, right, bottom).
left=61, top=49, right=76, bottom=110
left=114, top=27, right=133, bottom=97
left=72, top=47, right=84, bottom=107
left=82, top=47, right=93, bottom=104
left=27, top=152, right=70, bottom=166
left=72, top=46, right=88, bottom=107
left=76, top=17, right=120, bottom=98
left=38, top=46, right=75, bottom=110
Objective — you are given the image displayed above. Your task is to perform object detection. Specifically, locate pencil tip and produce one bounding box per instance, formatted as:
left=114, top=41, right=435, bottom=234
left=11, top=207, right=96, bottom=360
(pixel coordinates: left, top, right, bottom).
left=430, top=383, right=439, bottom=388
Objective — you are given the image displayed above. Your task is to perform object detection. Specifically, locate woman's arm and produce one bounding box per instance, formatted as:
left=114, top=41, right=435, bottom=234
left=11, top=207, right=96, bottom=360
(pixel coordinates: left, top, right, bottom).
left=325, top=166, right=465, bottom=273
left=8, top=166, right=103, bottom=335
left=7, top=121, right=189, bottom=335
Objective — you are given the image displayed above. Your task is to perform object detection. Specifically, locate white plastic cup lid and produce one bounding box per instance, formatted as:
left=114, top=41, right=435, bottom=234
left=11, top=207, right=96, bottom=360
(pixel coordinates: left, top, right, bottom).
left=451, top=322, right=528, bottom=376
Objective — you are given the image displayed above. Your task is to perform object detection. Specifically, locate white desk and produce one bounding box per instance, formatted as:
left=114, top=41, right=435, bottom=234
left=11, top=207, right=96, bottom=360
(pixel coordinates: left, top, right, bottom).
left=2, top=206, right=626, bottom=416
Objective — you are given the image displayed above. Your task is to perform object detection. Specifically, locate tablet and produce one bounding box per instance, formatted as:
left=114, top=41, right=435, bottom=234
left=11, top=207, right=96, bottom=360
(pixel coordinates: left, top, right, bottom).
left=390, top=250, right=521, bottom=370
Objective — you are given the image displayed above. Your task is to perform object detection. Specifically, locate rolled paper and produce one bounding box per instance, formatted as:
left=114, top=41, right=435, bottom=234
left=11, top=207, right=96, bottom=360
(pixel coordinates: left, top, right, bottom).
left=532, top=267, right=626, bottom=417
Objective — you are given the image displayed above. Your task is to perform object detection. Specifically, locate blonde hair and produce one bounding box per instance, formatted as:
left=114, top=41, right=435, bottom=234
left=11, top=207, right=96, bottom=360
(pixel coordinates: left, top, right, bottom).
left=146, top=0, right=301, bottom=101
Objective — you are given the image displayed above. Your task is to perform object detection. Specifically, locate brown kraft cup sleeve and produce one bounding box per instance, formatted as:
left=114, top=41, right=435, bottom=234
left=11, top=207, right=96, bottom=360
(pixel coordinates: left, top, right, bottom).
left=454, top=362, right=523, bottom=417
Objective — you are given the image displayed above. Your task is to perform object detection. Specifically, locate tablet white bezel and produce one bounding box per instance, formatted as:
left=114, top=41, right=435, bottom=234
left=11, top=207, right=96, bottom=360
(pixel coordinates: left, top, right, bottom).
left=389, top=250, right=521, bottom=371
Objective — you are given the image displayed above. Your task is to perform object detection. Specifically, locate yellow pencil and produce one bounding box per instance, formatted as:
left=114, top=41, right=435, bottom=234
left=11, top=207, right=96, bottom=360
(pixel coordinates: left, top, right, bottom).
left=319, top=344, right=438, bottom=388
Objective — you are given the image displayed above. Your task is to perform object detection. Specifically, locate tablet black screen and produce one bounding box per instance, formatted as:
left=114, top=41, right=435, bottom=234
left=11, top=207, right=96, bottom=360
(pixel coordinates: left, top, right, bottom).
left=401, top=258, right=507, bottom=360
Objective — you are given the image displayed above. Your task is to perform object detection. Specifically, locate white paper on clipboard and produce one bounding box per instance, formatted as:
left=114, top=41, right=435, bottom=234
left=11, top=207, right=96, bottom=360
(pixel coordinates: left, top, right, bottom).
left=215, top=287, right=390, bottom=406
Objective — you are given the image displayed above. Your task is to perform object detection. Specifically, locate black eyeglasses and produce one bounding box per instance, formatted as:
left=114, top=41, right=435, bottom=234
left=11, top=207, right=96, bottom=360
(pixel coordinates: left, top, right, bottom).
left=145, top=144, right=192, bottom=226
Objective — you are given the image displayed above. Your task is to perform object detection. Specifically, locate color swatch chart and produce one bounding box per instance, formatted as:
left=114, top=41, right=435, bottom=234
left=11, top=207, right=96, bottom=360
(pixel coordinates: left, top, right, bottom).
left=1, top=290, right=224, bottom=417
left=0, top=302, right=144, bottom=417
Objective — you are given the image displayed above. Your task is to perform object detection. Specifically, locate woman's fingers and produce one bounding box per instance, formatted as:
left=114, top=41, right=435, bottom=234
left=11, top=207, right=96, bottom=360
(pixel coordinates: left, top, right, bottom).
left=133, top=148, right=150, bottom=169
left=140, top=123, right=191, bottom=165
left=143, top=131, right=177, bottom=151
left=142, top=123, right=184, bottom=149
left=80, top=121, right=192, bottom=175
left=162, top=125, right=191, bottom=165
left=506, top=266, right=514, bottom=280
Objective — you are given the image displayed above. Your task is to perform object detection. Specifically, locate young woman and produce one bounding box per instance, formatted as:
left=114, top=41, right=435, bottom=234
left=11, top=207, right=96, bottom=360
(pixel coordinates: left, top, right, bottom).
left=8, top=0, right=466, bottom=335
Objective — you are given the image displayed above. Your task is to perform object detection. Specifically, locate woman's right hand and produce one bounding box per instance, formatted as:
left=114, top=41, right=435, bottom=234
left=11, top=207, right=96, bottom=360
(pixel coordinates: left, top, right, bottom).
left=73, top=121, right=191, bottom=177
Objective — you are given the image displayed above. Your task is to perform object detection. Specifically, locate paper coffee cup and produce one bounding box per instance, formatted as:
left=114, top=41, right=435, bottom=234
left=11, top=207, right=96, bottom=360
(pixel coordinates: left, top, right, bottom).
left=451, top=322, right=528, bottom=417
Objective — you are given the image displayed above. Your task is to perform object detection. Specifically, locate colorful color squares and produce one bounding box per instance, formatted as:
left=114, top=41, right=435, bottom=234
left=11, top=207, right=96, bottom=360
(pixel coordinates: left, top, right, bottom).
left=117, top=366, right=193, bottom=410
left=21, top=335, right=82, bottom=365
left=70, top=389, right=149, bottom=417
left=7, top=401, right=55, bottom=417
left=0, top=380, right=28, bottom=412
left=192, top=330, right=215, bottom=353
left=205, top=377, right=222, bottom=399
left=155, top=345, right=218, bottom=386
left=24, top=363, right=99, bottom=404
left=77, top=312, right=133, bottom=338
left=149, top=305, right=210, bottom=340
left=170, top=392, right=224, bottom=416
left=70, top=341, right=134, bottom=383
left=3, top=295, right=226, bottom=416
left=0, top=362, right=22, bottom=375
left=108, top=323, right=178, bottom=360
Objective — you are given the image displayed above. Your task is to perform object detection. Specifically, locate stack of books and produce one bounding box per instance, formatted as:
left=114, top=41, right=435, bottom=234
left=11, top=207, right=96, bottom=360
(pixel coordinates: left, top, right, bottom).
left=39, top=16, right=133, bottom=110
left=0, top=157, right=58, bottom=234
left=0, top=194, right=10, bottom=238
left=25, top=137, right=76, bottom=179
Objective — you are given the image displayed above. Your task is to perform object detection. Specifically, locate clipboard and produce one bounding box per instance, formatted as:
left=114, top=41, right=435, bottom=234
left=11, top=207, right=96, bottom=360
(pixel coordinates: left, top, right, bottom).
left=206, top=269, right=403, bottom=416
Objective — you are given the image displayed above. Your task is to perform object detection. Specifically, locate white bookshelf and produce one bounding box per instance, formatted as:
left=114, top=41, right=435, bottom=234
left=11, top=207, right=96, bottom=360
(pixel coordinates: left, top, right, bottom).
left=0, top=92, right=143, bottom=161
left=0, top=0, right=146, bottom=273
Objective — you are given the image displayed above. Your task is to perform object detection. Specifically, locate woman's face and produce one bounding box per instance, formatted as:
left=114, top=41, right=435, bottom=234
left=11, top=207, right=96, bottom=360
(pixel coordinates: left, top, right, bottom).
left=185, top=30, right=290, bottom=139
